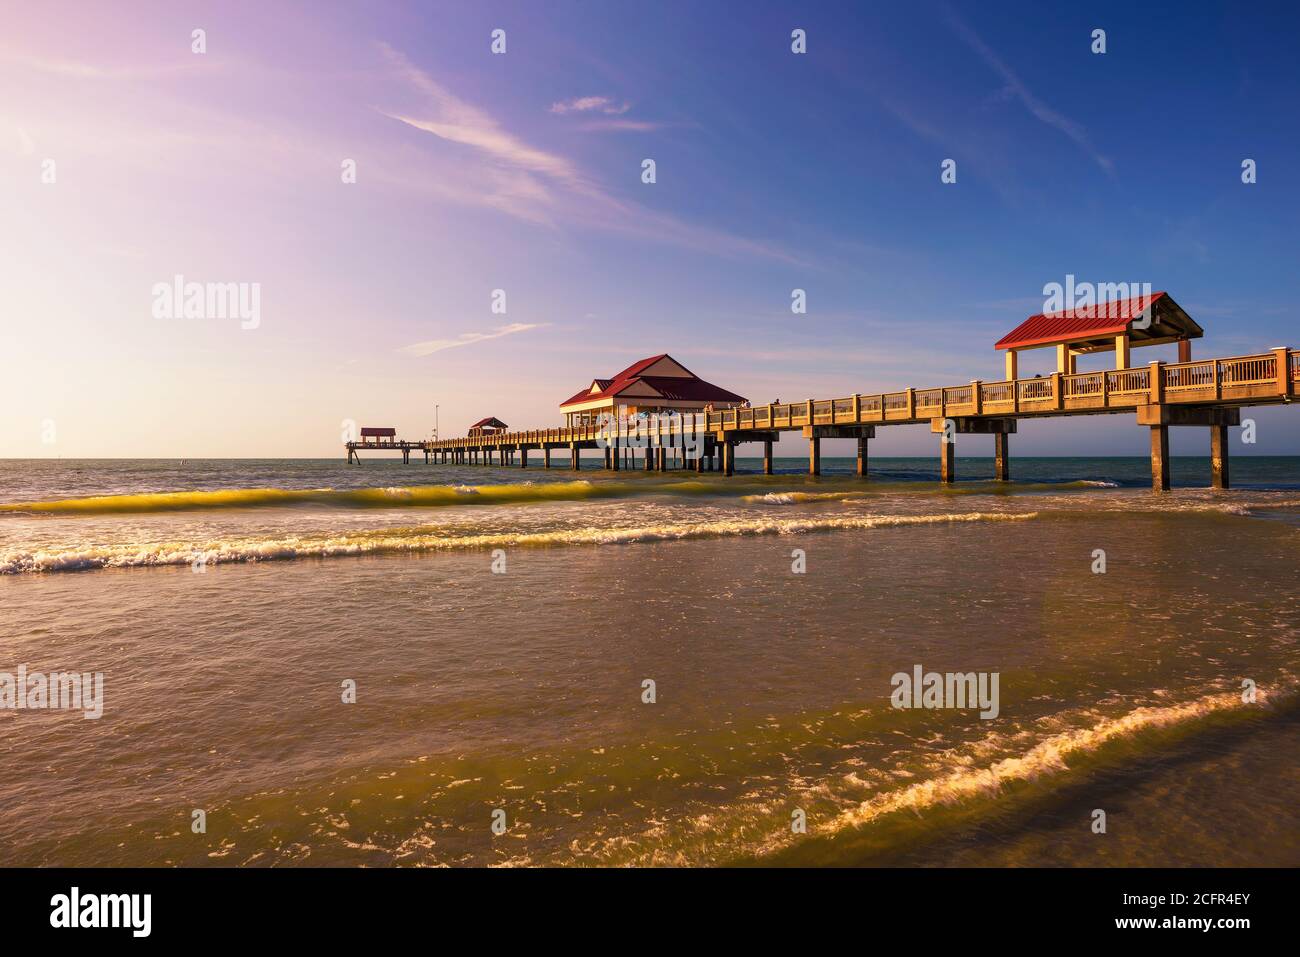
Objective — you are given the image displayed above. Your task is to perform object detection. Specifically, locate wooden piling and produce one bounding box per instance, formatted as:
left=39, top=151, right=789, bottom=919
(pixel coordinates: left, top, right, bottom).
left=1151, top=425, right=1170, bottom=491
left=1210, top=424, right=1229, bottom=489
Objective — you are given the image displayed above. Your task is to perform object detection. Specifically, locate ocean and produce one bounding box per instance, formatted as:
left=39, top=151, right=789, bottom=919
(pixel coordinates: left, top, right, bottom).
left=1, top=456, right=1297, bottom=867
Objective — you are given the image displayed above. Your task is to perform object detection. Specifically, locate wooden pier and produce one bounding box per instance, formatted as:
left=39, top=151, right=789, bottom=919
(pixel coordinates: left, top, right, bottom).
left=345, top=439, right=432, bottom=465
left=355, top=347, right=1297, bottom=491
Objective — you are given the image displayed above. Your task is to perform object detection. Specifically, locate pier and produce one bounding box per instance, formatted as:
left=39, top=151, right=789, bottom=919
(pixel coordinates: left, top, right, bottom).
left=356, top=345, right=1296, bottom=491
left=350, top=295, right=1298, bottom=491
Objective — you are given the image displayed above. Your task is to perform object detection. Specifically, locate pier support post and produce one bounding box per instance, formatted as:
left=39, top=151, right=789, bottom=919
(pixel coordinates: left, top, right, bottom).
left=1210, top=424, right=1229, bottom=489
left=763, top=439, right=773, bottom=475
left=403, top=448, right=410, bottom=465
left=940, top=433, right=955, bottom=483
left=543, top=445, right=551, bottom=469
left=808, top=435, right=820, bottom=476
left=610, top=442, right=620, bottom=471
left=571, top=444, right=580, bottom=470
left=856, top=436, right=868, bottom=477
left=519, top=446, right=528, bottom=468
left=723, top=441, right=735, bottom=476
left=1150, top=425, right=1170, bottom=492
left=994, top=432, right=1010, bottom=481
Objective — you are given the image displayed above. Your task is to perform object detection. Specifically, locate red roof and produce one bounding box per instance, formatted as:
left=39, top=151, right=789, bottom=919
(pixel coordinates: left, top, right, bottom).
left=560, top=355, right=746, bottom=408
left=360, top=426, right=396, bottom=436
left=469, top=416, right=508, bottom=429
left=995, top=292, right=1168, bottom=350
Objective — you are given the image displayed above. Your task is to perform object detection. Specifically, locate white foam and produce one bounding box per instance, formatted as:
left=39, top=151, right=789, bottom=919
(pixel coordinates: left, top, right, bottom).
left=0, top=510, right=1039, bottom=575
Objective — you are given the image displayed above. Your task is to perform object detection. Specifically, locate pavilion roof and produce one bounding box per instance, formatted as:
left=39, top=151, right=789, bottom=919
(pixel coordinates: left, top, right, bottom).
left=995, top=292, right=1202, bottom=351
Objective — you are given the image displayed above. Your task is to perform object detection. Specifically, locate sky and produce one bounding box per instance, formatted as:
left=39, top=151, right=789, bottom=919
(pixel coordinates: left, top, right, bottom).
left=2, top=0, right=1298, bottom=458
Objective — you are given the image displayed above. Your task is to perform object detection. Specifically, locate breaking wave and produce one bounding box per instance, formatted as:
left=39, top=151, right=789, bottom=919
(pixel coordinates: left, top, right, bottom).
left=0, top=481, right=621, bottom=514
left=0, top=510, right=1038, bottom=574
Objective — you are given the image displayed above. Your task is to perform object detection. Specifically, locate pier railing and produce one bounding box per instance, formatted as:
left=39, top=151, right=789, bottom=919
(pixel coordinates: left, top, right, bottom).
left=425, top=347, right=1296, bottom=451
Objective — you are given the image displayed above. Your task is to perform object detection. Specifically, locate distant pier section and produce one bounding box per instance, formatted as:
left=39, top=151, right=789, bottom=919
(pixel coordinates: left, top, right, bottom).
left=346, top=426, right=430, bottom=465
left=351, top=294, right=1299, bottom=491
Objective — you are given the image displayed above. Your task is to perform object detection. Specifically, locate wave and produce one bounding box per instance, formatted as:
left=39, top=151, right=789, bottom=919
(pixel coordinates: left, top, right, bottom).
left=0, top=473, right=1145, bottom=516
left=741, top=491, right=870, bottom=505
left=0, top=480, right=672, bottom=515
left=800, top=684, right=1288, bottom=855
left=0, top=510, right=1039, bottom=574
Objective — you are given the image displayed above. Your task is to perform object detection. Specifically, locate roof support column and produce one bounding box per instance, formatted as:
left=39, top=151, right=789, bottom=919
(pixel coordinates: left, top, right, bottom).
left=1004, top=349, right=1018, bottom=382
left=1115, top=334, right=1130, bottom=370
left=1056, top=343, right=1069, bottom=375
left=1178, top=340, right=1192, bottom=363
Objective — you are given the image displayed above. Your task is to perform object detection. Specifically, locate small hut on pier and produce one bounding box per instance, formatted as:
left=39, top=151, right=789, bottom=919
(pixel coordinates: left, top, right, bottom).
left=468, top=416, right=509, bottom=436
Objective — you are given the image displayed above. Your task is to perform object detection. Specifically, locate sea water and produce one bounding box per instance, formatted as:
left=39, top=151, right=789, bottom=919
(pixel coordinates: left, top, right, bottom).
left=0, top=456, right=1297, bottom=866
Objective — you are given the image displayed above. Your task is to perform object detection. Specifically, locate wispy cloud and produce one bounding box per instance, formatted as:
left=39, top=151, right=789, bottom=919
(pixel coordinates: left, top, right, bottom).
left=376, top=43, right=803, bottom=264
left=378, top=43, right=589, bottom=191
left=549, top=95, right=630, bottom=115
left=398, top=322, right=547, bottom=357
left=943, top=8, right=1114, bottom=174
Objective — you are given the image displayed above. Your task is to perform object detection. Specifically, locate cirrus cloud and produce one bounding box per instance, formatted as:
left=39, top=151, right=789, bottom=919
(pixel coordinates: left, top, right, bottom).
left=398, top=322, right=549, bottom=357
left=549, top=95, right=630, bottom=115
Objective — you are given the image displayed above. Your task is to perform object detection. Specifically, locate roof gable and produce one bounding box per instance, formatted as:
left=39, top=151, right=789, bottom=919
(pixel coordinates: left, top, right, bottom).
left=560, top=354, right=745, bottom=408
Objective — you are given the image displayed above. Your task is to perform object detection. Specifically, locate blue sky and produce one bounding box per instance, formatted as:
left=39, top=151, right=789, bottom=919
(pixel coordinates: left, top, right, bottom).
left=3, top=0, right=1297, bottom=456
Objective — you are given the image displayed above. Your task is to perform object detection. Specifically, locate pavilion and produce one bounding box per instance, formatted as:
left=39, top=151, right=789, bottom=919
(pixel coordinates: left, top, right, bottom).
left=559, top=354, right=747, bottom=427
left=995, top=291, right=1203, bottom=379
left=467, top=417, right=509, bottom=436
